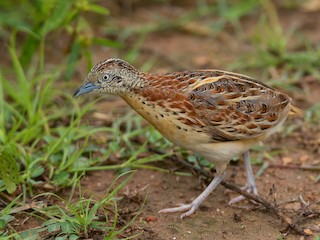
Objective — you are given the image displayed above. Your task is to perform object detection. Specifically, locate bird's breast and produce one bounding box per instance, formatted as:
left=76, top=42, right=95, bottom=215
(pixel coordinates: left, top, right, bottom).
left=122, top=94, right=212, bottom=148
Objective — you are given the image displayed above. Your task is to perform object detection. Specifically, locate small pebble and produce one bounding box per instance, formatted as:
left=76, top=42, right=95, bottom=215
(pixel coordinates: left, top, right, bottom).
left=145, top=216, right=158, bottom=223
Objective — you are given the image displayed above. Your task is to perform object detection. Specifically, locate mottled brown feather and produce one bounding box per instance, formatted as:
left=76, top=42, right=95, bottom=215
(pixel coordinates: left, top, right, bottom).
left=139, top=70, right=295, bottom=142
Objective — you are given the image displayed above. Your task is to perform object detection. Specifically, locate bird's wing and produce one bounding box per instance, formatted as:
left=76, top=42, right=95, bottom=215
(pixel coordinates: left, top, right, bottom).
left=188, top=72, right=292, bottom=142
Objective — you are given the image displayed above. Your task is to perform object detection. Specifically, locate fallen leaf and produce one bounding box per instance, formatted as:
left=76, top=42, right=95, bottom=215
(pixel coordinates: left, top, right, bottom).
left=299, top=155, right=309, bottom=163
left=282, top=157, right=293, bottom=165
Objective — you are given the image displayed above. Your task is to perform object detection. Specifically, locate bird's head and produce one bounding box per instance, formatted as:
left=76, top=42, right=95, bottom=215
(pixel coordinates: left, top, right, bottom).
left=73, top=58, right=144, bottom=97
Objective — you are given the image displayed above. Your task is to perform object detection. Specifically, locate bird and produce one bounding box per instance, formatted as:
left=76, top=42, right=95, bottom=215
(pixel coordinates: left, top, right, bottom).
left=74, top=58, right=302, bottom=219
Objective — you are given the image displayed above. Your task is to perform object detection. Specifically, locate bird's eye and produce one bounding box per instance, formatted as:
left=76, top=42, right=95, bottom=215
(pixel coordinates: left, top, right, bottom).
left=103, top=74, right=110, bottom=81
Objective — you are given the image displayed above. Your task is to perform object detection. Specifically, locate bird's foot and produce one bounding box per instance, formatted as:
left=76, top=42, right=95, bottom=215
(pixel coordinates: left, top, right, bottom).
left=158, top=201, right=201, bottom=219
left=228, top=184, right=258, bottom=205
left=159, top=172, right=226, bottom=219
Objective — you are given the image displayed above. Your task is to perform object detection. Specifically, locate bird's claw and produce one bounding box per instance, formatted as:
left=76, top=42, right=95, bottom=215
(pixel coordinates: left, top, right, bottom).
left=158, top=203, right=198, bottom=219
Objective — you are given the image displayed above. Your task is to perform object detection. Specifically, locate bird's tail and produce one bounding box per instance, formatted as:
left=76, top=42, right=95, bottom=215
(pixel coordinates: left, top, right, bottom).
left=289, top=105, right=304, bottom=117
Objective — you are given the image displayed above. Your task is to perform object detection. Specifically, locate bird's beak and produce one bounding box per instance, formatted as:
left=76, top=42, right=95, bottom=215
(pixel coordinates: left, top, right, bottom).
left=73, top=82, right=100, bottom=97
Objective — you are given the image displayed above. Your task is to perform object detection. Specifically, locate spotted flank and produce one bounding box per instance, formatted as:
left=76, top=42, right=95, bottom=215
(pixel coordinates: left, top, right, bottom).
left=138, top=70, right=300, bottom=142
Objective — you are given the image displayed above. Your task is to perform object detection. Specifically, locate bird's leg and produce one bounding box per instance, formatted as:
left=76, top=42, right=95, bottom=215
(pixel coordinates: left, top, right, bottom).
left=159, top=171, right=226, bottom=219
left=229, top=150, right=258, bottom=205
left=244, top=150, right=258, bottom=194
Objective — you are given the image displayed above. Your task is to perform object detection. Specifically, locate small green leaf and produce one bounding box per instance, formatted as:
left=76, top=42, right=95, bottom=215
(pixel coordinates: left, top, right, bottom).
left=0, top=215, right=15, bottom=229
left=60, top=221, right=75, bottom=234
left=187, top=155, right=197, bottom=163
left=56, top=236, right=68, bottom=240
left=69, top=234, right=79, bottom=240
left=19, top=228, right=42, bottom=240
left=53, top=171, right=70, bottom=186
left=0, top=149, right=20, bottom=193
left=47, top=222, right=61, bottom=232
left=87, top=4, right=109, bottom=15
left=31, top=165, right=45, bottom=178
left=199, top=158, right=211, bottom=167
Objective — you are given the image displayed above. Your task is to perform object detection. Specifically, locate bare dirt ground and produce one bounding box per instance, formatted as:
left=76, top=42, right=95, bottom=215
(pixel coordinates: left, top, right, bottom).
left=75, top=2, right=320, bottom=239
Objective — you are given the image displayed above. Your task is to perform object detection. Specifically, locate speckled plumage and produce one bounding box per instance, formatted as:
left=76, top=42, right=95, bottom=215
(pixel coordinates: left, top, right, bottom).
left=74, top=58, right=302, bottom=218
